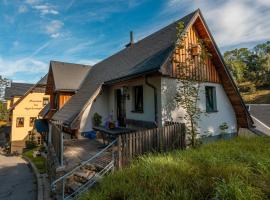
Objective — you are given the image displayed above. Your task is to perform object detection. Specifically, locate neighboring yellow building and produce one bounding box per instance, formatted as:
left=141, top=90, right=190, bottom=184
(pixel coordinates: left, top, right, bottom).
left=7, top=76, right=49, bottom=153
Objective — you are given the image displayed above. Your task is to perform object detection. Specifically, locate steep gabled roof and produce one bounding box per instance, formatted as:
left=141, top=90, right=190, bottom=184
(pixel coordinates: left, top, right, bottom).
left=47, top=61, right=91, bottom=93
left=4, top=82, right=34, bottom=100
left=8, top=74, right=48, bottom=112
left=53, top=9, right=252, bottom=128
left=52, top=11, right=196, bottom=125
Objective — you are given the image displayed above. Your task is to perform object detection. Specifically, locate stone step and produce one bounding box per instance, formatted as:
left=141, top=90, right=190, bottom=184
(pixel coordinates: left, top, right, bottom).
left=73, top=170, right=95, bottom=183
left=83, top=163, right=96, bottom=171
left=66, top=180, right=83, bottom=192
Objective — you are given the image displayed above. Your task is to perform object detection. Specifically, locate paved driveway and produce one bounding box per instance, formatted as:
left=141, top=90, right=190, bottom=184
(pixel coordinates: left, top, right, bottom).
left=0, top=154, right=36, bottom=200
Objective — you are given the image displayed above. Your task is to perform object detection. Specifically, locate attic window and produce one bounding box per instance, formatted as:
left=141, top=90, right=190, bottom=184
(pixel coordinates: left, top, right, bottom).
left=43, top=97, right=49, bottom=106
left=16, top=117, right=24, bottom=127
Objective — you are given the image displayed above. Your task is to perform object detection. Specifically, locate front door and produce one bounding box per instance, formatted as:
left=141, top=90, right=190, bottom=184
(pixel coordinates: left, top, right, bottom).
left=116, top=89, right=126, bottom=127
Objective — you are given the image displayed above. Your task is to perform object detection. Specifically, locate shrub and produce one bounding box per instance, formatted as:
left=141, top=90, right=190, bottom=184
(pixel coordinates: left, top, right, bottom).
left=239, top=82, right=256, bottom=93
left=25, top=140, right=37, bottom=149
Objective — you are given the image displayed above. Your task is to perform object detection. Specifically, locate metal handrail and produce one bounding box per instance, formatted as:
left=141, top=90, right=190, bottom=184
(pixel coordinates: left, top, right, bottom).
left=51, top=139, right=117, bottom=190
left=65, top=160, right=115, bottom=200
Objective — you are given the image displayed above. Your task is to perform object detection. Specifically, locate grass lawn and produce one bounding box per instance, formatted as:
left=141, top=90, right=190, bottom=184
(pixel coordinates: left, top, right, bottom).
left=79, top=137, right=270, bottom=200
left=241, top=89, right=270, bottom=104
left=23, top=147, right=46, bottom=174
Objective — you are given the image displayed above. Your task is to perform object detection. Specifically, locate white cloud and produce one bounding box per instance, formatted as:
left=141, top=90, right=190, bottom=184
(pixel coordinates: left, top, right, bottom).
left=164, top=0, right=270, bottom=48
left=33, top=4, right=59, bottom=15
left=66, top=41, right=94, bottom=54
left=25, top=0, right=59, bottom=16
left=18, top=5, right=28, bottom=13
left=0, top=57, right=47, bottom=78
left=45, top=20, right=64, bottom=38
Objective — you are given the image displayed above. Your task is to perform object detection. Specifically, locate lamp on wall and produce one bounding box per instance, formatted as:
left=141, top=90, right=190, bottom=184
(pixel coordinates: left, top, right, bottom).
left=123, top=86, right=130, bottom=100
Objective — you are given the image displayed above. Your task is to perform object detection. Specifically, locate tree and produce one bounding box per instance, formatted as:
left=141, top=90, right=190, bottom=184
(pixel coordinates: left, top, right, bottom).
left=174, top=22, right=208, bottom=147
left=0, top=76, right=11, bottom=100
left=223, top=41, right=270, bottom=88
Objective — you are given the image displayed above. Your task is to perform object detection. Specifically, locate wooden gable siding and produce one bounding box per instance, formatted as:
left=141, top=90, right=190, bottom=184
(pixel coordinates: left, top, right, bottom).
left=172, top=24, right=220, bottom=83
left=59, top=93, right=73, bottom=109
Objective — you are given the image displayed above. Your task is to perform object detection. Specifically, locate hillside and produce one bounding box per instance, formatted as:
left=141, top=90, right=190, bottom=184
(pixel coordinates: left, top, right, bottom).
left=241, top=89, right=270, bottom=104
left=79, top=137, right=270, bottom=200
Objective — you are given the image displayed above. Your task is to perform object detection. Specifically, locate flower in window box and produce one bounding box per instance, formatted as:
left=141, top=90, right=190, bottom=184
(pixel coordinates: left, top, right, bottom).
left=191, top=44, right=201, bottom=56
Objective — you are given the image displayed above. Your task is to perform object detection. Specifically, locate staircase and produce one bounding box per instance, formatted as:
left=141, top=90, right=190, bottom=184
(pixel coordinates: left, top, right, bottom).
left=51, top=139, right=117, bottom=200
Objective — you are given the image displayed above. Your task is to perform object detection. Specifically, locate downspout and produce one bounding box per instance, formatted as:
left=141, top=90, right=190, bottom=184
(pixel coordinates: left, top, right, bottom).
left=145, top=76, right=158, bottom=126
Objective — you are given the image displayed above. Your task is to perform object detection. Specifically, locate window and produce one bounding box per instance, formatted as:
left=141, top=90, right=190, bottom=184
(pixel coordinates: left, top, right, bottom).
left=43, top=97, right=49, bottom=106
left=205, top=86, right=217, bottom=112
left=133, top=85, right=143, bottom=112
left=37, top=136, right=41, bottom=145
left=16, top=117, right=24, bottom=127
left=29, top=117, right=36, bottom=127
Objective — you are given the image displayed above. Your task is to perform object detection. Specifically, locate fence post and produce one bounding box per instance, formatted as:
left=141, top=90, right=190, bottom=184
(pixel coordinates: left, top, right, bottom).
left=117, top=135, right=122, bottom=169
left=181, top=123, right=186, bottom=149
left=60, top=131, right=64, bottom=166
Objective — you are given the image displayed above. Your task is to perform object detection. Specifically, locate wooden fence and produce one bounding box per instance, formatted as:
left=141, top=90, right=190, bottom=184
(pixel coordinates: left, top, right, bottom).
left=51, top=124, right=63, bottom=165
left=116, top=123, right=185, bottom=168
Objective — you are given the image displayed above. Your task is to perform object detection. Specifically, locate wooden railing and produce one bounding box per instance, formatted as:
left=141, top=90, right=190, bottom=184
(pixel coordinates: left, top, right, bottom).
left=51, top=124, right=63, bottom=165
left=116, top=123, right=185, bottom=168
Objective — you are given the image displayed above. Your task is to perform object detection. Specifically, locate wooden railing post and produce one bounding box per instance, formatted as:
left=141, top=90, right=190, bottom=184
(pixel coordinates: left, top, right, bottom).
left=117, top=135, right=122, bottom=169
left=181, top=123, right=186, bottom=149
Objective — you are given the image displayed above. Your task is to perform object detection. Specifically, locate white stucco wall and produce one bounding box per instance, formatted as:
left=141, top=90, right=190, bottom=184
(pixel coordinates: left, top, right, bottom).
left=79, top=87, right=109, bottom=133
left=161, top=77, right=237, bottom=136
left=79, top=76, right=162, bottom=132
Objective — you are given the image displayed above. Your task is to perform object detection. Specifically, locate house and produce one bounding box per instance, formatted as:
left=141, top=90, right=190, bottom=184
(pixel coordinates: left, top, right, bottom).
left=7, top=75, right=49, bottom=153
left=5, top=82, right=34, bottom=111
left=44, top=61, right=91, bottom=139
left=4, top=82, right=34, bottom=147
left=248, top=104, right=270, bottom=136
left=50, top=9, right=252, bottom=139
left=48, top=9, right=254, bottom=198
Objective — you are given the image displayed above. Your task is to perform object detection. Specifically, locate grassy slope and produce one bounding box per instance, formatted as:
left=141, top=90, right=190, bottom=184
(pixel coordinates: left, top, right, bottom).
left=80, top=137, right=270, bottom=200
left=23, top=147, right=46, bottom=174
left=241, top=89, right=270, bottom=104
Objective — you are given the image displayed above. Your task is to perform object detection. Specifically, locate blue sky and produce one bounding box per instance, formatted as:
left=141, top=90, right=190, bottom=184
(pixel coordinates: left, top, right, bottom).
left=0, top=0, right=269, bottom=83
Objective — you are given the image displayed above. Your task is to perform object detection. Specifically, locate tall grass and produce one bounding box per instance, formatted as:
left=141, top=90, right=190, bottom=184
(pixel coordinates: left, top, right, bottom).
left=79, top=137, right=270, bottom=200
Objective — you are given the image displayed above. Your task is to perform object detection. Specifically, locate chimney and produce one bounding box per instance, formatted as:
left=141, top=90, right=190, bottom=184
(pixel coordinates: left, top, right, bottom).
left=125, top=31, right=134, bottom=47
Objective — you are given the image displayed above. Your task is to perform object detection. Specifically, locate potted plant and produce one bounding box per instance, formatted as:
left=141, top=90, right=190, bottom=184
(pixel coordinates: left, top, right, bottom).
left=219, top=122, right=229, bottom=139
left=93, top=113, right=102, bottom=127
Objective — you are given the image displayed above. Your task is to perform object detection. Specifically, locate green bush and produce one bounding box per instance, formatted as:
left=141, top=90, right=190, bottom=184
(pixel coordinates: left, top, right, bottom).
left=23, top=147, right=46, bottom=174
left=79, top=137, right=270, bottom=200
left=25, top=140, right=37, bottom=149
left=239, top=82, right=256, bottom=93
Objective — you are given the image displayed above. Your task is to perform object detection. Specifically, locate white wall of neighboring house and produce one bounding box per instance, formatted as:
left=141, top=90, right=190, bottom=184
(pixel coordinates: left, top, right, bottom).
left=161, top=77, right=237, bottom=136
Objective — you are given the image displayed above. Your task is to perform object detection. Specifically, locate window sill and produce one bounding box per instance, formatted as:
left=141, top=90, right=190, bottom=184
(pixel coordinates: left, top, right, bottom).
left=131, top=110, right=144, bottom=114
left=206, top=110, right=218, bottom=113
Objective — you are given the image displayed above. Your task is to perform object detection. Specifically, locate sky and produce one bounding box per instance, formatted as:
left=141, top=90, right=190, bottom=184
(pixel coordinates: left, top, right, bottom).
left=0, top=0, right=269, bottom=83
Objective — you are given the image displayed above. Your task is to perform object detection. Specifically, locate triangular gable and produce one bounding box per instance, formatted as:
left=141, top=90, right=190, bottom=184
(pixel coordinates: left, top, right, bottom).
left=45, top=63, right=55, bottom=95
left=169, top=10, right=253, bottom=128
left=8, top=75, right=47, bottom=112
